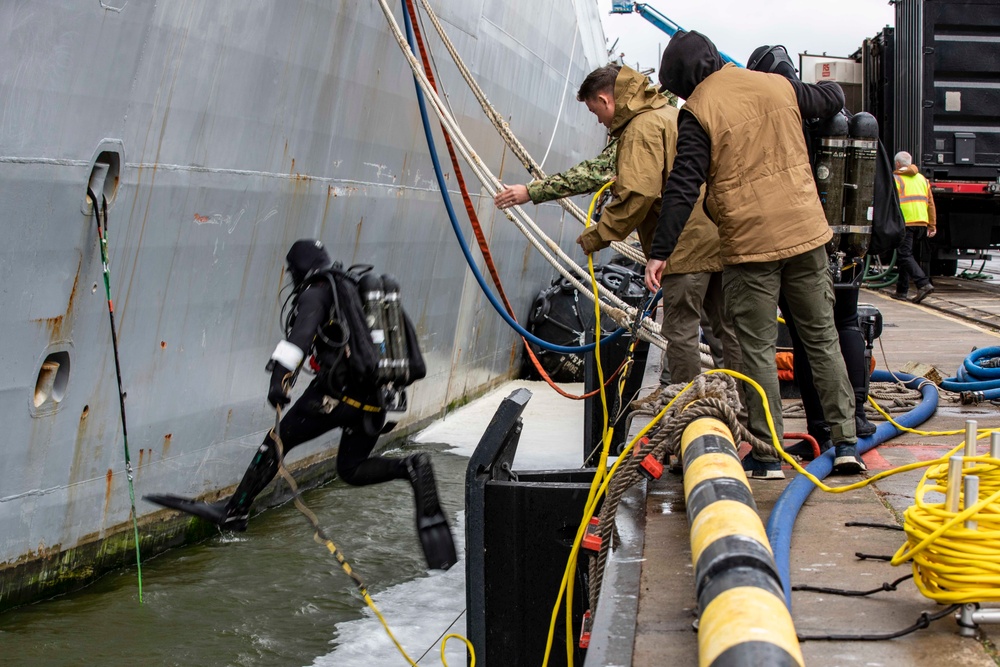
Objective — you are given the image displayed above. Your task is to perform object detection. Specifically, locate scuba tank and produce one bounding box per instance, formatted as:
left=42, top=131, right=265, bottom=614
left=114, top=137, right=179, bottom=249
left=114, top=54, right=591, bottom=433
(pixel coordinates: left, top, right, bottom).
left=812, top=113, right=849, bottom=254
left=358, top=272, right=392, bottom=385
left=842, top=112, right=879, bottom=259
left=381, top=274, right=410, bottom=385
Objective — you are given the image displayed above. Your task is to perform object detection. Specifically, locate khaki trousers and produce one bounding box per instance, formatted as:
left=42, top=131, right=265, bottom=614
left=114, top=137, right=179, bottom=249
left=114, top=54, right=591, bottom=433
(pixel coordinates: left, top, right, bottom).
left=659, top=271, right=742, bottom=385
left=723, top=247, right=856, bottom=457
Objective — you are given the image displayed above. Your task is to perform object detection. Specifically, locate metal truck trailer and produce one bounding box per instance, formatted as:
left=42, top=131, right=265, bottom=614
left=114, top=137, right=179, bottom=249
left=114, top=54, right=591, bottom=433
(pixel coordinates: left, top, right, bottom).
left=862, top=0, right=1000, bottom=274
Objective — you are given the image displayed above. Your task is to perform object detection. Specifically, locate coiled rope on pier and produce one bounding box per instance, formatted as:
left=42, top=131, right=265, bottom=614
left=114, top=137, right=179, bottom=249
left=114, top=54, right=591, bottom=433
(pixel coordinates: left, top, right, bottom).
left=586, top=374, right=772, bottom=612
left=374, top=0, right=678, bottom=351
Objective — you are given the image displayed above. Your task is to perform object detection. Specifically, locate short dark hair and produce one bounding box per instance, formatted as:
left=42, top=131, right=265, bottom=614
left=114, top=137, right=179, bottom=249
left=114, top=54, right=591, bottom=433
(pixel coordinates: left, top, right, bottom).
left=577, top=64, right=621, bottom=102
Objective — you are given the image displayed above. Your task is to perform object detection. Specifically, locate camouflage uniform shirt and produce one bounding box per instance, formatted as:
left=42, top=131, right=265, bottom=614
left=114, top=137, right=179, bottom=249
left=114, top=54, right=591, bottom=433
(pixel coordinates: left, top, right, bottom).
left=525, top=139, right=617, bottom=204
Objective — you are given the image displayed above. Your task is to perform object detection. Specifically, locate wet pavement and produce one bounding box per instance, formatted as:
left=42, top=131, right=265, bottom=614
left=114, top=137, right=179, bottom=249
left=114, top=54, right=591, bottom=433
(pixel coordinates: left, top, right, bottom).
left=629, top=287, right=1000, bottom=666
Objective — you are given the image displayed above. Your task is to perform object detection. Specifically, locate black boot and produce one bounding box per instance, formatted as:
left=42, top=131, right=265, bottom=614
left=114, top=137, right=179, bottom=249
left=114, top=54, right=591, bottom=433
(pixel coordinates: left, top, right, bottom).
left=855, top=390, right=877, bottom=438
left=221, top=440, right=280, bottom=531
left=406, top=453, right=457, bottom=570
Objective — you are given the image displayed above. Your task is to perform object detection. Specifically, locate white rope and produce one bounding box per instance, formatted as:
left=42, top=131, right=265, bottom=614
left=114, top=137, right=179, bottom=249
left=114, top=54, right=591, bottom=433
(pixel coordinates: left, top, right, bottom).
left=376, top=0, right=668, bottom=345
left=413, top=0, right=643, bottom=265
left=539, top=30, right=577, bottom=171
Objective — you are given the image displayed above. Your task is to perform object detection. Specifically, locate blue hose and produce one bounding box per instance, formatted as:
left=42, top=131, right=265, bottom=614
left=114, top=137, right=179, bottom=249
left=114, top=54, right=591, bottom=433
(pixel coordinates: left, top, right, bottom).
left=400, top=4, right=627, bottom=355
left=963, top=346, right=1000, bottom=379
left=940, top=346, right=1000, bottom=398
left=765, top=370, right=939, bottom=608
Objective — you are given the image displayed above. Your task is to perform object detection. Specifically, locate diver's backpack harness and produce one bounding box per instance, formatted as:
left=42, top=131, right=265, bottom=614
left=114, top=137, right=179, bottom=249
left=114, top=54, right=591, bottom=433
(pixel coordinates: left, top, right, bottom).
left=282, top=262, right=426, bottom=411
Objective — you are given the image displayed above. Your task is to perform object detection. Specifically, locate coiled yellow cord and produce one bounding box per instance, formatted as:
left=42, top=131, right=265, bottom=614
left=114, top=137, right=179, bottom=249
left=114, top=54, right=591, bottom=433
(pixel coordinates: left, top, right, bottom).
left=712, top=369, right=1000, bottom=605
left=442, top=633, right=476, bottom=667
left=892, top=451, right=1000, bottom=603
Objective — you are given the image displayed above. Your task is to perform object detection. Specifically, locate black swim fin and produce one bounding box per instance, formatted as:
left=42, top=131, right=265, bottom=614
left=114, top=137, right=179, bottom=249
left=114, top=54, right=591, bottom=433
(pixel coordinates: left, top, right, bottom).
left=144, top=493, right=248, bottom=532
left=406, top=454, right=458, bottom=570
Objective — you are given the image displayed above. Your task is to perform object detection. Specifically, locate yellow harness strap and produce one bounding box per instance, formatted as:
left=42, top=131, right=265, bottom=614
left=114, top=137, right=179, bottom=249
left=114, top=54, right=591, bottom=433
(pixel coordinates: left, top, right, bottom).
left=337, top=393, right=383, bottom=413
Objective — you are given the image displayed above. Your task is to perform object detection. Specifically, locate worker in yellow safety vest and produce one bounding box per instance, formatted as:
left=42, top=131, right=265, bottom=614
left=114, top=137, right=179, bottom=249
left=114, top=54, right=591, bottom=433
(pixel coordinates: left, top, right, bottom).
left=892, top=151, right=937, bottom=304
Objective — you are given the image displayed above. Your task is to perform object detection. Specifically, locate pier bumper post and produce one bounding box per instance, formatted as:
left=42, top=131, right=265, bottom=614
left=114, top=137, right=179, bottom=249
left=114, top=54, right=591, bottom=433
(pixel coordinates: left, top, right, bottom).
left=681, top=416, right=804, bottom=667
left=466, top=388, right=595, bottom=666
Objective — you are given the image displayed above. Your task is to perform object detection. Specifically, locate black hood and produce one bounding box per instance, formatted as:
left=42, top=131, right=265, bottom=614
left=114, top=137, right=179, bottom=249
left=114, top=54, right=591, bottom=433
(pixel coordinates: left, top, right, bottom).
left=286, top=239, right=331, bottom=285
left=658, top=31, right=724, bottom=100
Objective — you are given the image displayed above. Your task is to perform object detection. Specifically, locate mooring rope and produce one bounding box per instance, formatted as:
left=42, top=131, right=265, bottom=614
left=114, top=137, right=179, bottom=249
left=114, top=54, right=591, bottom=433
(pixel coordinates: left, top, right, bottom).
left=373, top=0, right=671, bottom=347
left=412, top=0, right=648, bottom=264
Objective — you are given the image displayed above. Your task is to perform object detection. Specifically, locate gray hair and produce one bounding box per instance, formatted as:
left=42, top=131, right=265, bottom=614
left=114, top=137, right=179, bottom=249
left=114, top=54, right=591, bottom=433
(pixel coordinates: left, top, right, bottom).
left=894, top=151, right=913, bottom=168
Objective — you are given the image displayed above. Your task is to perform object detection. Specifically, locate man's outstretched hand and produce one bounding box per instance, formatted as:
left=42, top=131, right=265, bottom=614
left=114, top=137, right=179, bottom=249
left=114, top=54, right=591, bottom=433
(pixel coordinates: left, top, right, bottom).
left=494, top=184, right=530, bottom=210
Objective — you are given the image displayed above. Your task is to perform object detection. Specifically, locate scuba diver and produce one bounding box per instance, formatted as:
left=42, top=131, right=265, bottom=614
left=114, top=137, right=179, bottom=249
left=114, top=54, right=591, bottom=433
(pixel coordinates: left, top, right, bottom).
left=746, top=45, right=901, bottom=463
left=147, top=239, right=457, bottom=570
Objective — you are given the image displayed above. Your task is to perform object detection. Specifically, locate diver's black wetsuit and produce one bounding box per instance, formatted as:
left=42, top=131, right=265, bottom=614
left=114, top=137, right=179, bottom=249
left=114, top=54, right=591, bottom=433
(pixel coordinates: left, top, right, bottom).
left=226, top=240, right=409, bottom=518
left=147, top=239, right=456, bottom=570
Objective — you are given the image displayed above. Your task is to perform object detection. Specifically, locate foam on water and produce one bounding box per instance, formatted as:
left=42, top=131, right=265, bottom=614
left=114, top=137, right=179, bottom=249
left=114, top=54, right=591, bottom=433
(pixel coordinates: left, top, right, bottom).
left=315, top=380, right=587, bottom=665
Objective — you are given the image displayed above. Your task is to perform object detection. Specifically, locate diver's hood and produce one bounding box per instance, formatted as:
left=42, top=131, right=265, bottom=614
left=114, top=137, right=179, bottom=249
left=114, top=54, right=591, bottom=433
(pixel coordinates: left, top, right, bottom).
left=286, top=239, right=332, bottom=285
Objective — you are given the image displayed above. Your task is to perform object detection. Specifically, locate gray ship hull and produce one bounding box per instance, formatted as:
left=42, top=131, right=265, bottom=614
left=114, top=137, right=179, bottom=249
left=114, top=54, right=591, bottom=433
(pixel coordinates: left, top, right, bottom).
left=0, top=0, right=606, bottom=609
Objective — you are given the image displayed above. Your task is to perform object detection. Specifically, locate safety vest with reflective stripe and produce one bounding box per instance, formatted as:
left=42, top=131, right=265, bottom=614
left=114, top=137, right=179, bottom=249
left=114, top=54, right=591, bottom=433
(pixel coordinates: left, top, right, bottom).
left=893, top=172, right=931, bottom=224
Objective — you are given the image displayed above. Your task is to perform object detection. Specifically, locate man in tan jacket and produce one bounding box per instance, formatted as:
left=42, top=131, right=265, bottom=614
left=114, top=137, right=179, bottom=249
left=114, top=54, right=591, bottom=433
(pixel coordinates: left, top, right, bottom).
left=647, top=31, right=862, bottom=477
left=573, top=63, right=740, bottom=387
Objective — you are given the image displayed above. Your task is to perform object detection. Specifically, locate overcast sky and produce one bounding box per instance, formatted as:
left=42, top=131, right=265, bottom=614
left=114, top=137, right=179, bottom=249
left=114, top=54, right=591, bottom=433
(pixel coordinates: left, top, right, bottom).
left=596, top=0, right=895, bottom=75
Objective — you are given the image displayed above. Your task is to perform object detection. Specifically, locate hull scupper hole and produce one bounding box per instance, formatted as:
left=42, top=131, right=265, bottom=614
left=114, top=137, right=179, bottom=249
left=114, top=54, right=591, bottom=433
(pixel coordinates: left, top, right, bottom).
left=82, top=141, right=124, bottom=214
left=33, top=351, right=70, bottom=408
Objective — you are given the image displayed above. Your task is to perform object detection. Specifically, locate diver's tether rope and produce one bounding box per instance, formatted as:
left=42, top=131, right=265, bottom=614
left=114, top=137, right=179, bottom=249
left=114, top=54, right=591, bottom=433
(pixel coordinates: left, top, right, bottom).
left=269, top=390, right=475, bottom=666
left=88, top=189, right=144, bottom=603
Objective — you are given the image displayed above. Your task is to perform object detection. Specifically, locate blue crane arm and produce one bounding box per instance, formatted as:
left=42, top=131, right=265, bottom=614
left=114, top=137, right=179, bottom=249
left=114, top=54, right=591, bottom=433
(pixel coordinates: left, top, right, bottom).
left=614, top=2, right=744, bottom=68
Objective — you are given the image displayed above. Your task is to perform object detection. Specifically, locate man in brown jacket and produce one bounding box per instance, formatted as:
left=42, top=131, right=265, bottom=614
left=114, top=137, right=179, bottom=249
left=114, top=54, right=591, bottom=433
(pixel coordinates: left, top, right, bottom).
left=574, top=63, right=741, bottom=387
left=647, top=31, right=862, bottom=477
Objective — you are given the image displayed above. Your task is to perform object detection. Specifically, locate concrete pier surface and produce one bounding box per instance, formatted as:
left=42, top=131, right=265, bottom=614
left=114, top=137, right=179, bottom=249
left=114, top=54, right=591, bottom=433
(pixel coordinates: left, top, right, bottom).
left=628, top=289, right=1000, bottom=666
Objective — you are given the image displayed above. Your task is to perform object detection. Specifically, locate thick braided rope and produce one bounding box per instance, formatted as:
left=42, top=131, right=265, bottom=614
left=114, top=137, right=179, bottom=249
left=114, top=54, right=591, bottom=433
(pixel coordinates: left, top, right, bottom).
left=379, top=0, right=673, bottom=347
left=588, top=431, right=669, bottom=611
left=586, top=374, right=773, bottom=612
left=413, top=0, right=643, bottom=263
left=643, top=375, right=776, bottom=461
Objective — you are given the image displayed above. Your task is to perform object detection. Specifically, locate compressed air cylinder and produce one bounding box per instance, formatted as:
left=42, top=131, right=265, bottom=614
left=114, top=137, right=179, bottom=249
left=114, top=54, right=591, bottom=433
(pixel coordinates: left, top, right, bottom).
left=843, top=112, right=879, bottom=259
left=381, top=274, right=410, bottom=384
left=358, top=272, right=392, bottom=384
left=812, top=113, right=849, bottom=243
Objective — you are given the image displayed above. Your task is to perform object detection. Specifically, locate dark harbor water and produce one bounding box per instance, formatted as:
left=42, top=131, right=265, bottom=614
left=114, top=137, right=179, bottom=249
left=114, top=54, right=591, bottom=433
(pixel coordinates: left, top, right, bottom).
left=0, top=444, right=468, bottom=667
left=0, top=380, right=582, bottom=667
